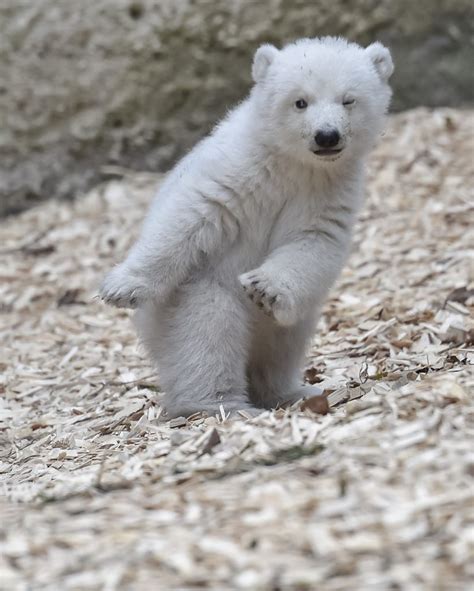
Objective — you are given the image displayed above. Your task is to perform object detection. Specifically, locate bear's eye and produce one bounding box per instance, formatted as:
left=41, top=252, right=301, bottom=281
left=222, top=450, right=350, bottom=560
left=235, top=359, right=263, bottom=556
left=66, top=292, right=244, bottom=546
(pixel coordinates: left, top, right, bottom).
left=343, top=98, right=356, bottom=107
left=295, top=99, right=308, bottom=110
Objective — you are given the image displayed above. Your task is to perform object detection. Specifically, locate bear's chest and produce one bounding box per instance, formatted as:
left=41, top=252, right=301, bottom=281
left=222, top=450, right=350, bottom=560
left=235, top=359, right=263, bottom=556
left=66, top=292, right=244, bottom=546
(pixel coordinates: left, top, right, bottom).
left=237, top=181, right=327, bottom=256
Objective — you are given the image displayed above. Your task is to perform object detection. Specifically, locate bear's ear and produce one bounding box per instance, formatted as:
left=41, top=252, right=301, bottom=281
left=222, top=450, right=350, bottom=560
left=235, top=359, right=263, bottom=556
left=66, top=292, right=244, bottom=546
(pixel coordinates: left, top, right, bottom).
left=366, top=42, right=394, bottom=83
left=252, top=44, right=279, bottom=83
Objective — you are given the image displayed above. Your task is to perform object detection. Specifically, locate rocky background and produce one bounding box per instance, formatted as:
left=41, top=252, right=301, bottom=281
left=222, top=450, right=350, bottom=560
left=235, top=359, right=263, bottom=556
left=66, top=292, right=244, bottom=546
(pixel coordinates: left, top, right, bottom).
left=1, top=0, right=472, bottom=215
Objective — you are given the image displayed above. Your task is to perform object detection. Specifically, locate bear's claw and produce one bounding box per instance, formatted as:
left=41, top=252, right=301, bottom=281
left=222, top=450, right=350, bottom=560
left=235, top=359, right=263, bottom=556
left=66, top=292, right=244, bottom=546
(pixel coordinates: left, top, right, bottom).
left=100, top=266, right=149, bottom=309
left=239, top=269, right=298, bottom=326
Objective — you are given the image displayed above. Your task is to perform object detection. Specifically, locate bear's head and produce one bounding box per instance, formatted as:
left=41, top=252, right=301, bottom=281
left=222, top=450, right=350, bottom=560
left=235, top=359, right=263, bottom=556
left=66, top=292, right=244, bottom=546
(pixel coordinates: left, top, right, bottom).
left=251, top=37, right=394, bottom=166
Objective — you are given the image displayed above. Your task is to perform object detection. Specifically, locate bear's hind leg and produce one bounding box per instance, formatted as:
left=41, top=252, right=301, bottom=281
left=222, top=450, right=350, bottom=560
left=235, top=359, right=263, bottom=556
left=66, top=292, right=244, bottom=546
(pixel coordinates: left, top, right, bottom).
left=136, top=279, right=255, bottom=419
left=247, top=316, right=321, bottom=410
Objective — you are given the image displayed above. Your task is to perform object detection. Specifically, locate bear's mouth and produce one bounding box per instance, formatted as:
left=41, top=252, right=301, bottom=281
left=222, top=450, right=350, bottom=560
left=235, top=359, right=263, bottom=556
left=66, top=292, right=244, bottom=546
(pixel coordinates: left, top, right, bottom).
left=313, top=148, right=343, bottom=157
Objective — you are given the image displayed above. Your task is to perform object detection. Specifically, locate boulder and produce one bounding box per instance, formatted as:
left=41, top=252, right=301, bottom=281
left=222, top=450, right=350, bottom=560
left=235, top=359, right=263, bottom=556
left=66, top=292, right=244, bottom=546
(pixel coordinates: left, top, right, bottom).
left=0, top=0, right=472, bottom=215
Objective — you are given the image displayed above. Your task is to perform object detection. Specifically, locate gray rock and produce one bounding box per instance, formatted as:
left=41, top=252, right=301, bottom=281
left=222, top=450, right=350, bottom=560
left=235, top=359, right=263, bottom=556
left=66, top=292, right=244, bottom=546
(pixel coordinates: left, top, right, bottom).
left=1, top=0, right=472, bottom=215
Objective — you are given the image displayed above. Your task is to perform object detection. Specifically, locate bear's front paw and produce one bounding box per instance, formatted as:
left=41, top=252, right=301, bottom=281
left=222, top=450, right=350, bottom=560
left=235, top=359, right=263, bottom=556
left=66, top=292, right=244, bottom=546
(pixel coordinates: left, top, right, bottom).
left=239, top=269, right=298, bottom=326
left=99, top=265, right=150, bottom=309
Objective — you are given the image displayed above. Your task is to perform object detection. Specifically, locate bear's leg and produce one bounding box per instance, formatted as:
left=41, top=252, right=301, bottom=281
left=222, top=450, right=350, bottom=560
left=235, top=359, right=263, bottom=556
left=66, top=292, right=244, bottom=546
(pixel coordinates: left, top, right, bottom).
left=247, top=315, right=323, bottom=409
left=136, top=279, right=255, bottom=419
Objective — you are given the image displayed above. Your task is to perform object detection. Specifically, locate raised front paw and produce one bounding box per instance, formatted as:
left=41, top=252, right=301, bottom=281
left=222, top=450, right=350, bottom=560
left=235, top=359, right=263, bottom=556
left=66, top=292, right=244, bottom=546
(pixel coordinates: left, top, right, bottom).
left=238, top=269, right=298, bottom=326
left=99, top=265, right=150, bottom=309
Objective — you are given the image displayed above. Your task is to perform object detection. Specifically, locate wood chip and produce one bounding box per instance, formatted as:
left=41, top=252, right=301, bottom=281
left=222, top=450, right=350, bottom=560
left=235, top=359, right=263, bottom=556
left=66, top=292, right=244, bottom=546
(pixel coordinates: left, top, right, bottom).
left=199, top=428, right=221, bottom=456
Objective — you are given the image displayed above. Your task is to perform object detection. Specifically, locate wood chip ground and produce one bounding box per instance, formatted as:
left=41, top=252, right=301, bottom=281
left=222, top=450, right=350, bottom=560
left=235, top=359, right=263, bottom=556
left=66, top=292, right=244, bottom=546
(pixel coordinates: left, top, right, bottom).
left=1, top=108, right=473, bottom=590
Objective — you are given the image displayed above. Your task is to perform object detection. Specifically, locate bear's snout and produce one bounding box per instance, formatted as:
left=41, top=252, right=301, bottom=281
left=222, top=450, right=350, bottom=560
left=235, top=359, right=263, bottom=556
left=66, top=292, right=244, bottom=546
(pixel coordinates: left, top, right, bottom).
left=315, top=129, right=341, bottom=148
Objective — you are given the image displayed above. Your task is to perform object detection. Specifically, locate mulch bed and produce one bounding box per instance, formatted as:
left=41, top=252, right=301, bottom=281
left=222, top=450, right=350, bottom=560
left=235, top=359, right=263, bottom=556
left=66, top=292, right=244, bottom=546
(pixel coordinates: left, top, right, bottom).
left=1, top=108, right=473, bottom=590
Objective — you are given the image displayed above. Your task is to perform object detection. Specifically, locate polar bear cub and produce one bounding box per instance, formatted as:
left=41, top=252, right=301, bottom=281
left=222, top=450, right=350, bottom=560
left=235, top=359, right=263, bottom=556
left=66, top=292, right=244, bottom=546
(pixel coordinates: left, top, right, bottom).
left=100, top=37, right=393, bottom=418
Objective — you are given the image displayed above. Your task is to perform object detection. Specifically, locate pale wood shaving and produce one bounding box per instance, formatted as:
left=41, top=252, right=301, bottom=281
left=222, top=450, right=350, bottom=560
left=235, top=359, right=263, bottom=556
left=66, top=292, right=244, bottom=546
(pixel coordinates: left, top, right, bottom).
left=1, top=108, right=473, bottom=590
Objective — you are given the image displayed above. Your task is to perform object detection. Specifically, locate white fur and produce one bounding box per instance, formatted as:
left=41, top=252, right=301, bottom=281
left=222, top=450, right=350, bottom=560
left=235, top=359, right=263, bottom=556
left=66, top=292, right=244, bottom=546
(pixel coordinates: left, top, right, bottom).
left=100, top=37, right=393, bottom=418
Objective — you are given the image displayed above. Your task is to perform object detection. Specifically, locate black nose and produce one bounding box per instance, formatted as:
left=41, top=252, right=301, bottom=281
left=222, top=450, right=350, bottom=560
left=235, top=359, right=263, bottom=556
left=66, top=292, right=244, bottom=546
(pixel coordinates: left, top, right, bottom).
left=315, top=129, right=340, bottom=148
